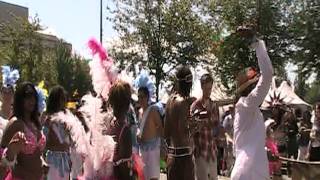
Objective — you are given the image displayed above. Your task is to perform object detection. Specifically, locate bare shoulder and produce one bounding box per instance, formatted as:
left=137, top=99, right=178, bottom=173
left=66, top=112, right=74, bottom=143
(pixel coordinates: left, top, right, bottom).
left=5, top=117, right=24, bottom=132
left=149, top=107, right=161, bottom=118
left=1, top=117, right=24, bottom=146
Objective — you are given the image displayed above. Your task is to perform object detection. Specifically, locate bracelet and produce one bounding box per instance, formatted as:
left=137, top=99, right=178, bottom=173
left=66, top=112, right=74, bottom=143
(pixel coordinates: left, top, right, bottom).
left=1, top=148, right=17, bottom=167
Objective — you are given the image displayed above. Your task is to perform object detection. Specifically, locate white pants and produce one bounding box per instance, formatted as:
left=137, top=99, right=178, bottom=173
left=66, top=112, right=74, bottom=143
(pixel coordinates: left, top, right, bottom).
left=47, top=166, right=69, bottom=180
left=195, top=156, right=218, bottom=180
left=298, top=146, right=308, bottom=160
left=141, top=147, right=160, bottom=180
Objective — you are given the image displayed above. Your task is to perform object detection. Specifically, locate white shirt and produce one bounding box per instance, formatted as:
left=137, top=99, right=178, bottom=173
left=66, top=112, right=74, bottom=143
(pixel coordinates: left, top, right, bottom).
left=231, top=40, right=273, bottom=180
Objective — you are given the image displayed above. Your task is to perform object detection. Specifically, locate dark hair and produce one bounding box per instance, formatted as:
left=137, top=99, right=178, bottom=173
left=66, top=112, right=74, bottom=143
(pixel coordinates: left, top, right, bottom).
left=108, top=81, right=131, bottom=119
left=138, top=87, right=149, bottom=100
left=200, top=74, right=213, bottom=86
left=175, top=65, right=192, bottom=97
left=47, top=85, right=67, bottom=114
left=13, top=82, right=41, bottom=130
left=1, top=86, right=14, bottom=94
left=239, top=81, right=258, bottom=97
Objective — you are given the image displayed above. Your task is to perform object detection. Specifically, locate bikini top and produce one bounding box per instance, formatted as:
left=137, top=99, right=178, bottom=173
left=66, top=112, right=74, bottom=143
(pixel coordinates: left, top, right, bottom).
left=21, top=123, right=46, bottom=155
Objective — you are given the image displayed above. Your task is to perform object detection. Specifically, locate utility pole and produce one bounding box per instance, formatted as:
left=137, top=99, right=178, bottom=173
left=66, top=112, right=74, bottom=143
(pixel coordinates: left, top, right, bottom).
left=100, top=0, right=103, bottom=43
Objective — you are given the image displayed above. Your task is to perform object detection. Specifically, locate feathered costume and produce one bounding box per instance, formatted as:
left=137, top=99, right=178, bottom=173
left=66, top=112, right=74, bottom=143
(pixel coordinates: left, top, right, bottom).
left=0, top=66, right=20, bottom=140
left=84, top=38, right=147, bottom=180
left=134, top=70, right=165, bottom=180
left=1, top=65, right=20, bottom=89
left=133, top=70, right=164, bottom=117
left=69, top=38, right=117, bottom=180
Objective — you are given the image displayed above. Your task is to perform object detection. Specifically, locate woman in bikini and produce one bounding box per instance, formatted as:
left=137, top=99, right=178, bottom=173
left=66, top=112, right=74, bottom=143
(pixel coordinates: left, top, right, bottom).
left=107, top=80, right=134, bottom=180
left=1, top=82, right=47, bottom=180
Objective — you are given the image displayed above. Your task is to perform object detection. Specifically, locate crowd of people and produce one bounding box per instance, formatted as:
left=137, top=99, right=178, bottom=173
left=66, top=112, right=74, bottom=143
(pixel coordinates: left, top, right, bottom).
left=0, top=27, right=319, bottom=180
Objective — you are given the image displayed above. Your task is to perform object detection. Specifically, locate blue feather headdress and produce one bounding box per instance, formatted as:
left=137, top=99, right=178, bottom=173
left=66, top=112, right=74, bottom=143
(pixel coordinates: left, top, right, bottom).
left=134, top=69, right=155, bottom=103
left=36, top=87, right=46, bottom=113
left=1, top=65, right=20, bottom=88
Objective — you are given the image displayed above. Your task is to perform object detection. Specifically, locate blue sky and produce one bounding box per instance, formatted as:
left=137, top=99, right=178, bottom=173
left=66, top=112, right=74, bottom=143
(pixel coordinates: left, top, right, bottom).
left=4, top=0, right=116, bottom=58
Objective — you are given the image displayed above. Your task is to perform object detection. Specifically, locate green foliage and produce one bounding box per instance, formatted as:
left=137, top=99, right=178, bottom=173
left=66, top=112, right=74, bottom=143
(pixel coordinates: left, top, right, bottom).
left=0, top=16, right=92, bottom=98
left=289, top=1, right=320, bottom=79
left=212, top=0, right=291, bottom=91
left=108, top=0, right=217, bottom=99
left=0, top=16, right=56, bottom=85
left=53, top=41, right=92, bottom=98
left=304, top=81, right=320, bottom=105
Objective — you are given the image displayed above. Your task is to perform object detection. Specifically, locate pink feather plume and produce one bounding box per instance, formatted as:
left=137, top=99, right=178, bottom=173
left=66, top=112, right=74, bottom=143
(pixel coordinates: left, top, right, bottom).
left=87, top=38, right=118, bottom=99
left=88, top=38, right=108, bottom=61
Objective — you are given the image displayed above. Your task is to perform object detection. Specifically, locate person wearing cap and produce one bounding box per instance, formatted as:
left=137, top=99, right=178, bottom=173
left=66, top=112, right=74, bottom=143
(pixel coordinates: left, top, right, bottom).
left=265, top=119, right=281, bottom=179
left=164, top=65, right=196, bottom=180
left=231, top=27, right=273, bottom=180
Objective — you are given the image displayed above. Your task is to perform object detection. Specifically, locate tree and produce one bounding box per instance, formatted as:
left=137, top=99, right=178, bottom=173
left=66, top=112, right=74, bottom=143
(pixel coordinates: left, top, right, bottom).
left=72, top=57, right=93, bottom=97
left=211, top=0, right=292, bottom=91
left=54, top=41, right=92, bottom=98
left=304, top=81, right=320, bottom=105
left=108, top=0, right=216, bottom=99
left=0, top=16, right=57, bottom=86
left=0, top=16, right=92, bottom=97
left=289, top=1, right=320, bottom=79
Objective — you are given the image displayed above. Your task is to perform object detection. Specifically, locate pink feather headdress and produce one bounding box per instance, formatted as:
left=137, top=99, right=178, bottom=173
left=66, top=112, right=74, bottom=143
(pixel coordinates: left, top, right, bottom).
left=88, top=38, right=118, bottom=99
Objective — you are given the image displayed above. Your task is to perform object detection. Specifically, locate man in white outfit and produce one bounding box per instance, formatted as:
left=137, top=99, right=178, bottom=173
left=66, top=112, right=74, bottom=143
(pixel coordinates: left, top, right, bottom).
left=231, top=27, right=273, bottom=180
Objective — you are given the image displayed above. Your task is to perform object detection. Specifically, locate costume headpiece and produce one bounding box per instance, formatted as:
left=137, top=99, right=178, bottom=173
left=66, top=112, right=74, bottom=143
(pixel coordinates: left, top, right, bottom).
left=134, top=69, right=155, bottom=102
left=1, top=65, right=20, bottom=88
left=88, top=38, right=118, bottom=100
left=35, top=81, right=48, bottom=113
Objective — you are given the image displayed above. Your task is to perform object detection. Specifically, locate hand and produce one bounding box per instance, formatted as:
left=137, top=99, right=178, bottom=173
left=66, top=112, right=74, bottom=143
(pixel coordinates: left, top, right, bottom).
left=236, top=25, right=256, bottom=38
left=42, top=161, right=50, bottom=175
left=236, top=25, right=258, bottom=45
left=7, top=131, right=27, bottom=157
left=137, top=135, right=142, bottom=144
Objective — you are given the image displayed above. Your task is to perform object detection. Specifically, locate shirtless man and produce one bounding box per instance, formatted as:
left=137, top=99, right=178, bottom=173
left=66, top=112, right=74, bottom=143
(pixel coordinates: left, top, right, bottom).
left=138, top=87, right=163, bottom=180
left=164, top=65, right=196, bottom=180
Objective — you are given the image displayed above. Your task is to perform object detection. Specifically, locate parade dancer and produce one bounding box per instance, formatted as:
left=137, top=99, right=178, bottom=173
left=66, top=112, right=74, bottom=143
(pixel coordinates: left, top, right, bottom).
left=231, top=27, right=273, bottom=180
left=1, top=82, right=48, bottom=180
left=0, top=66, right=20, bottom=140
left=44, top=86, right=73, bottom=180
left=80, top=38, right=145, bottom=179
left=164, top=65, right=196, bottom=180
left=107, top=80, right=134, bottom=180
left=135, top=70, right=163, bottom=180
